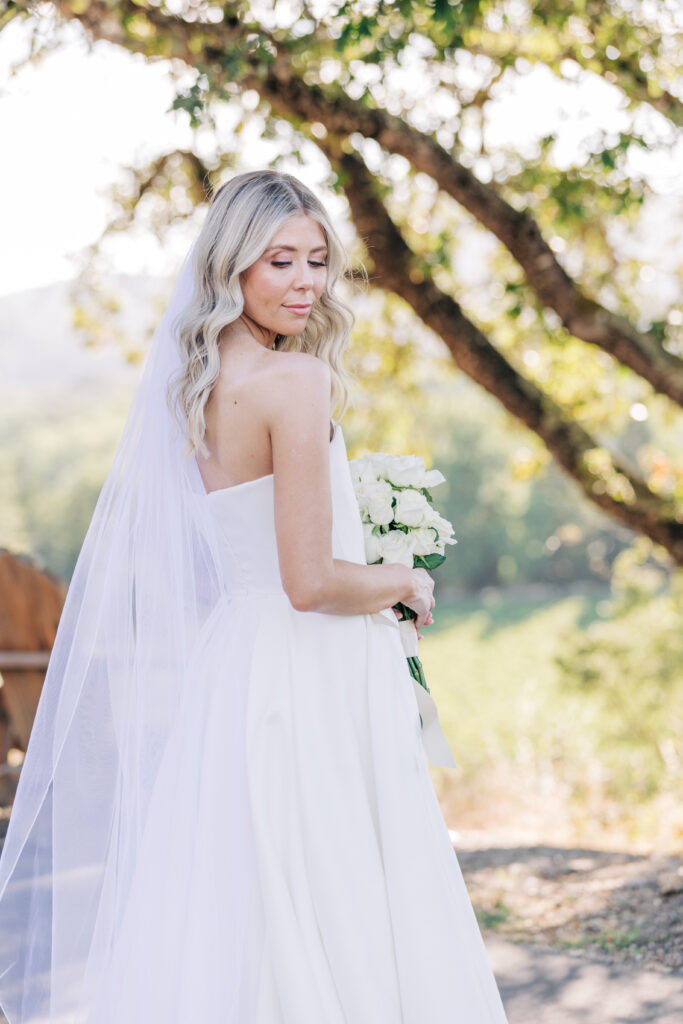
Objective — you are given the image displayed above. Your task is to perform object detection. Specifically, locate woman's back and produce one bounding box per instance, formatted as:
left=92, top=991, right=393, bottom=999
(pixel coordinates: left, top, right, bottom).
left=198, top=337, right=335, bottom=495
left=198, top=336, right=282, bottom=493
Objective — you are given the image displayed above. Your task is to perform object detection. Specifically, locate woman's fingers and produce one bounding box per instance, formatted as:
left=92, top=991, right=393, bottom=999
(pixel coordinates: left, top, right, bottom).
left=416, top=608, right=435, bottom=635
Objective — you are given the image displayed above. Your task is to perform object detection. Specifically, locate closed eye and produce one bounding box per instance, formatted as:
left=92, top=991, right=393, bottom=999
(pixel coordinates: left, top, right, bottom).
left=271, top=261, right=327, bottom=268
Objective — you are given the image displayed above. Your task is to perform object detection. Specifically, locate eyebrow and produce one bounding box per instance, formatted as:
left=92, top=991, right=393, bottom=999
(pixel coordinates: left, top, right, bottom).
left=264, top=244, right=328, bottom=253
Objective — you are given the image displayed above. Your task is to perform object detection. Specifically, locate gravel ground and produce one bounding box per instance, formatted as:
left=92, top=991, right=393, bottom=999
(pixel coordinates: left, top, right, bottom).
left=453, top=829, right=683, bottom=975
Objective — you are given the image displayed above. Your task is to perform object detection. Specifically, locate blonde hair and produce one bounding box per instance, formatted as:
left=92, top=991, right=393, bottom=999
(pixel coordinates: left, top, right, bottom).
left=168, top=169, right=360, bottom=459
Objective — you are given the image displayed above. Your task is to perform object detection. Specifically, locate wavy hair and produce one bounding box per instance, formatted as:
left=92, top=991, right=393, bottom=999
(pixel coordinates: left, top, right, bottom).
left=168, top=169, right=362, bottom=459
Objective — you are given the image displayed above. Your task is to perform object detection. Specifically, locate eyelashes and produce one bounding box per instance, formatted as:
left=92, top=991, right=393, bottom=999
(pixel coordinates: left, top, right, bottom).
left=271, top=261, right=328, bottom=268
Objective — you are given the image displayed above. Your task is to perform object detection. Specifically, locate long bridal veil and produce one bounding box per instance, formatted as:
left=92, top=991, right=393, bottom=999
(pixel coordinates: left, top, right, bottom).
left=0, top=241, right=239, bottom=1023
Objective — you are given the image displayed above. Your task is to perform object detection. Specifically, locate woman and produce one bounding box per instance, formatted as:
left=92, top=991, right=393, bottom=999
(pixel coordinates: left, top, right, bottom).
left=0, top=170, right=509, bottom=1022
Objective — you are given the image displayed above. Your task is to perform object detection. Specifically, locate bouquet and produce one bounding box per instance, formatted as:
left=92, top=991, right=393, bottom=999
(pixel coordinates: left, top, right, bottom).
left=348, top=450, right=457, bottom=699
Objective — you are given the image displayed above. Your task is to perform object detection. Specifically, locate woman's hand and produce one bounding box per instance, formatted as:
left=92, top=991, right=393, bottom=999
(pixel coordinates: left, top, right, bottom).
left=395, top=567, right=435, bottom=633
left=394, top=608, right=433, bottom=639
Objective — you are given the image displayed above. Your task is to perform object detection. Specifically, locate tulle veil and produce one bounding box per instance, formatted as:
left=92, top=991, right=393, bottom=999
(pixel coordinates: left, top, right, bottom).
left=0, top=239, right=237, bottom=1022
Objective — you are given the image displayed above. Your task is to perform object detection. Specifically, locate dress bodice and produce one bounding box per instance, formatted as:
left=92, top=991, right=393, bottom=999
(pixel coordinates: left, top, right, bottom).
left=203, top=420, right=452, bottom=766
left=205, top=421, right=367, bottom=596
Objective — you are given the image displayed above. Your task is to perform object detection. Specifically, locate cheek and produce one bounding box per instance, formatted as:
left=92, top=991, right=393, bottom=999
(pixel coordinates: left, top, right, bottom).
left=315, top=271, right=328, bottom=299
left=242, top=266, right=287, bottom=309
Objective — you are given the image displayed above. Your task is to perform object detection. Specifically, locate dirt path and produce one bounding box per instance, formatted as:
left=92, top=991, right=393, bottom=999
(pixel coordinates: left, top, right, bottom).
left=485, top=933, right=683, bottom=1024
left=453, top=829, right=683, bottom=974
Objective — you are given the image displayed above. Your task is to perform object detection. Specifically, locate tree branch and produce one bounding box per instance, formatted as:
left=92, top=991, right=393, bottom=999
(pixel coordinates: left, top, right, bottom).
left=40, top=0, right=683, bottom=407
left=320, top=140, right=683, bottom=564
left=464, top=43, right=682, bottom=129
left=21, top=1, right=683, bottom=558
left=252, top=55, right=683, bottom=408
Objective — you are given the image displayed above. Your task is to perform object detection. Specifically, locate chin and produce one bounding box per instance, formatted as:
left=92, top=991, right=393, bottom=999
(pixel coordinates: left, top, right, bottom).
left=275, top=319, right=309, bottom=335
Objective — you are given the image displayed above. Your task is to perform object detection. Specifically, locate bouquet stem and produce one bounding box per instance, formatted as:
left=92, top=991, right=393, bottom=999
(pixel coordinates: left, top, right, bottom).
left=392, top=600, right=431, bottom=699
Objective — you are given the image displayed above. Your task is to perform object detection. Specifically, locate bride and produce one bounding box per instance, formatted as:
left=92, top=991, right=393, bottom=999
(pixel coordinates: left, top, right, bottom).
left=0, top=169, right=509, bottom=1023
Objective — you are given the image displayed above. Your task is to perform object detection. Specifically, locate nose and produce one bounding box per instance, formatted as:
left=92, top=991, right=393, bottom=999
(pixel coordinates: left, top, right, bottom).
left=293, top=257, right=315, bottom=291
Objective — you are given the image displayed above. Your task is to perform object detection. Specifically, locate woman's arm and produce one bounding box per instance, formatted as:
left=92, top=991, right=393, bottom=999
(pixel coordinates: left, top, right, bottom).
left=297, top=557, right=416, bottom=616
left=267, top=353, right=424, bottom=617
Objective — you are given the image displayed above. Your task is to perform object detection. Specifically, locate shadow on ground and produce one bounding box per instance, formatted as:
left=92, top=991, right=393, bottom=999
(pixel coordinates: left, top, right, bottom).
left=456, top=841, right=683, bottom=975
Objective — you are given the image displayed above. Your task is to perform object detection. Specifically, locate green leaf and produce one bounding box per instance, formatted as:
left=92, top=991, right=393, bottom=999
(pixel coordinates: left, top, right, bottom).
left=414, top=552, right=447, bottom=570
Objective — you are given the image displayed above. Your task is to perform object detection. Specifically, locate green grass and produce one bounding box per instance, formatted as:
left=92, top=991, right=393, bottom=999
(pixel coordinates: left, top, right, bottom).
left=421, top=589, right=604, bottom=777
left=416, top=587, right=681, bottom=850
left=558, top=928, right=645, bottom=953
left=474, top=901, right=512, bottom=930
left=599, top=927, right=643, bottom=951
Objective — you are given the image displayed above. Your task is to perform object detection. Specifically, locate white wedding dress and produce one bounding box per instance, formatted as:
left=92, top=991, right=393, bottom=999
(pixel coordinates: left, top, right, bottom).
left=49, top=420, right=508, bottom=1024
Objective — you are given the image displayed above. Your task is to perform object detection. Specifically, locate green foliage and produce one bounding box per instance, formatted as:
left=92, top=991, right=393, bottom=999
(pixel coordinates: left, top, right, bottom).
left=344, top=295, right=635, bottom=589
left=9, top=0, right=678, bottom=547
left=423, top=582, right=683, bottom=846
left=0, top=303, right=634, bottom=593
left=329, top=0, right=488, bottom=59
left=0, top=397, right=129, bottom=582
left=555, top=539, right=683, bottom=807
left=170, top=79, right=209, bottom=129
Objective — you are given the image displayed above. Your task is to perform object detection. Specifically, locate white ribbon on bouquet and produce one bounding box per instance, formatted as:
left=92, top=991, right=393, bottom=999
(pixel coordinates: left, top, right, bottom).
left=371, top=607, right=458, bottom=770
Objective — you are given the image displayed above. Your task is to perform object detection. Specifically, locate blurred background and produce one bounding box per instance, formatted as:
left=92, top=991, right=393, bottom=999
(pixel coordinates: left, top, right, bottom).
left=0, top=0, right=681, bottom=869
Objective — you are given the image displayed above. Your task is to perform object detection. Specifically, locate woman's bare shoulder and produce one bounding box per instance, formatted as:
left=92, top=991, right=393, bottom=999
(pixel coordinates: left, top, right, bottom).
left=269, top=350, right=330, bottom=400
left=270, top=348, right=330, bottom=377
left=244, top=349, right=328, bottom=409
left=214, top=346, right=324, bottom=398
left=258, top=351, right=331, bottom=440
left=209, top=349, right=330, bottom=438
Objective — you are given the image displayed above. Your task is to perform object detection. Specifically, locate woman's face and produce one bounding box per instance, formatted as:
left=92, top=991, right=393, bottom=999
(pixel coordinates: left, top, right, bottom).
left=240, top=214, right=329, bottom=339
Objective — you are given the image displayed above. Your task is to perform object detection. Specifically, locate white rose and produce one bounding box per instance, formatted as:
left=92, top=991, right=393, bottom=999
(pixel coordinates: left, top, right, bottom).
left=423, top=468, right=446, bottom=488
left=365, top=485, right=395, bottom=526
left=393, top=487, right=430, bottom=527
left=355, top=478, right=392, bottom=515
left=383, top=454, right=427, bottom=488
left=379, top=529, right=416, bottom=567
left=355, top=451, right=389, bottom=475
left=411, top=525, right=440, bottom=556
left=349, top=455, right=381, bottom=485
left=362, top=522, right=383, bottom=564
left=367, top=452, right=394, bottom=475
left=422, top=508, right=457, bottom=545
